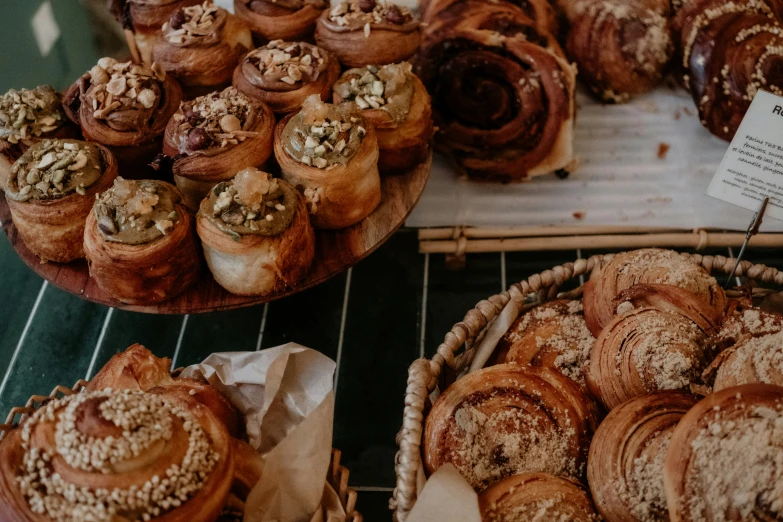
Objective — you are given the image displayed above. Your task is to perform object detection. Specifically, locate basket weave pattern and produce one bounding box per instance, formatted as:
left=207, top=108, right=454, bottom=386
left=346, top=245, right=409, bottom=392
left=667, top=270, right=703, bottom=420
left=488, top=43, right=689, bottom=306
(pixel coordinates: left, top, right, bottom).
left=392, top=253, right=783, bottom=521
left=0, top=379, right=362, bottom=522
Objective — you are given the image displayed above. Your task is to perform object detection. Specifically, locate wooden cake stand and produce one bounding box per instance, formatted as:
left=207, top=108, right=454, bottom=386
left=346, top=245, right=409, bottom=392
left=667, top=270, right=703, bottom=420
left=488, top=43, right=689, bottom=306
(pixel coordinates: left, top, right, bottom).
left=0, top=154, right=431, bottom=314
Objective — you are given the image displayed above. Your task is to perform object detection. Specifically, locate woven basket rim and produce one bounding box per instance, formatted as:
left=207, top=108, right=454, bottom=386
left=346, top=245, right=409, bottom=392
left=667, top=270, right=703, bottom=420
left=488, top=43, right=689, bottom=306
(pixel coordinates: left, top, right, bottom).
left=392, top=250, right=783, bottom=521
left=0, top=377, right=363, bottom=522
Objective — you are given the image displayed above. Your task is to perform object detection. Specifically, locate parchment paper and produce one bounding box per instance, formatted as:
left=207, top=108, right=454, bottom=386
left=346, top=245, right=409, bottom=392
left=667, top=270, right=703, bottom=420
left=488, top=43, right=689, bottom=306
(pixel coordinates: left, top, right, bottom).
left=407, top=465, right=481, bottom=522
left=181, top=344, right=344, bottom=522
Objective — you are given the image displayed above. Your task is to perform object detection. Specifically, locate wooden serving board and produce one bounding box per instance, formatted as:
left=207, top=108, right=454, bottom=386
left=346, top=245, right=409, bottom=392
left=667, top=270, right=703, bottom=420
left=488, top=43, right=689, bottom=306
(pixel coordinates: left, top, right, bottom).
left=0, top=154, right=431, bottom=314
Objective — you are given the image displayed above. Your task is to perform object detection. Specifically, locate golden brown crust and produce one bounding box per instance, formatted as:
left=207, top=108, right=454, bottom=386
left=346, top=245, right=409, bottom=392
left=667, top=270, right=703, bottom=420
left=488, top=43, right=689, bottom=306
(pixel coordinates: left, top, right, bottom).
left=273, top=113, right=381, bottom=229
left=83, top=183, right=200, bottom=305
left=314, top=10, right=421, bottom=67
left=479, top=472, right=600, bottom=522
left=85, top=343, right=175, bottom=393
left=6, top=143, right=118, bottom=263
left=423, top=364, right=600, bottom=491
left=587, top=391, right=698, bottom=522
left=196, top=187, right=315, bottom=296
left=158, top=378, right=244, bottom=438
left=234, top=0, right=327, bottom=42
left=0, top=123, right=82, bottom=191
left=124, top=0, right=203, bottom=64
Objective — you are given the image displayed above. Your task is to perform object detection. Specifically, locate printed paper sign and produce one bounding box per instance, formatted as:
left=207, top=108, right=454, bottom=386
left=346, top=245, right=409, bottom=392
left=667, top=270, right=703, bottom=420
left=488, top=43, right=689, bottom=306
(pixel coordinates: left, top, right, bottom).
left=707, top=90, right=783, bottom=221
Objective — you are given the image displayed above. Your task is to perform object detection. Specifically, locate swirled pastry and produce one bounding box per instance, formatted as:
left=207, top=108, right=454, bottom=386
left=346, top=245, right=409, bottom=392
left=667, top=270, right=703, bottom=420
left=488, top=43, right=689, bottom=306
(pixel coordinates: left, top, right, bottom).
left=234, top=0, right=328, bottom=43
left=332, top=63, right=432, bottom=175
left=5, top=139, right=118, bottom=263
left=162, top=87, right=275, bottom=210
left=233, top=40, right=340, bottom=115
left=588, top=392, right=698, bottom=522
left=152, top=2, right=254, bottom=99
left=423, top=364, right=600, bottom=491
left=495, top=300, right=595, bottom=389
left=479, top=472, right=600, bottom=522
left=664, top=383, right=783, bottom=521
left=421, top=0, right=559, bottom=35
left=315, top=0, right=421, bottom=67
left=0, top=387, right=234, bottom=521
left=706, top=329, right=783, bottom=392
left=63, top=58, right=182, bottom=179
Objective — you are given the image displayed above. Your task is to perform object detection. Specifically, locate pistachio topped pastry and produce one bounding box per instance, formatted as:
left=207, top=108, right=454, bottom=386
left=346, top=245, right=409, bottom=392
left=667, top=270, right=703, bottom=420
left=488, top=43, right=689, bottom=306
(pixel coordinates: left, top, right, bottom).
left=281, top=95, right=366, bottom=169
left=6, top=140, right=103, bottom=201
left=0, top=86, right=65, bottom=145
left=242, top=40, right=330, bottom=90
left=326, top=0, right=417, bottom=33
left=162, top=1, right=226, bottom=46
left=202, top=167, right=297, bottom=240
left=94, top=177, right=181, bottom=245
left=333, top=63, right=414, bottom=122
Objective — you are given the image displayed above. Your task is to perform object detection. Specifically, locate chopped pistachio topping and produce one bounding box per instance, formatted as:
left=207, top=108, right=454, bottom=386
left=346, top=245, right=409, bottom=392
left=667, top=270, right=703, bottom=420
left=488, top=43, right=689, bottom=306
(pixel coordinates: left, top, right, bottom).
left=7, top=139, right=103, bottom=201
left=87, top=57, right=166, bottom=121
left=245, top=40, right=328, bottom=86
left=333, top=62, right=414, bottom=122
left=163, top=1, right=224, bottom=45
left=173, top=87, right=258, bottom=152
left=0, top=86, right=64, bottom=144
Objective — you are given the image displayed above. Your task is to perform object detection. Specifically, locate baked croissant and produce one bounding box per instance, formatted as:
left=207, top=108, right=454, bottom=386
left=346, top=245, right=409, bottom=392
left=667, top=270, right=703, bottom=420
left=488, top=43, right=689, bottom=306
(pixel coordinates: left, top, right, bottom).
left=4, top=139, right=118, bottom=263
left=494, top=300, right=595, bottom=389
left=479, top=472, right=600, bottom=522
left=560, top=0, right=674, bottom=103
left=63, top=58, right=182, bottom=180
left=704, top=330, right=783, bottom=392
left=0, top=386, right=234, bottom=521
left=152, top=2, right=254, bottom=99
left=583, top=249, right=727, bottom=336
left=233, top=0, right=328, bottom=43
left=423, top=364, right=600, bottom=491
left=664, top=383, right=783, bottom=522
left=414, top=1, right=576, bottom=181
left=587, top=391, right=698, bottom=522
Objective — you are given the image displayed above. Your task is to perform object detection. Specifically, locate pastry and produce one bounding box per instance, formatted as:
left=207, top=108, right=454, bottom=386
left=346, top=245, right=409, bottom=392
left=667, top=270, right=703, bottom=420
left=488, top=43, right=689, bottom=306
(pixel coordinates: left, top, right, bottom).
left=219, top=439, right=265, bottom=521
left=414, top=2, right=576, bottom=181
left=587, top=392, right=698, bottom=522
left=664, top=383, right=783, bottom=521
left=314, top=0, right=421, bottom=67
left=0, top=86, right=80, bottom=190
left=583, top=248, right=727, bottom=336
left=232, top=40, right=340, bottom=115
left=332, top=63, right=432, bottom=175
left=162, top=87, right=275, bottom=210
left=494, top=300, right=595, bottom=389
left=233, top=0, right=328, bottom=43
left=0, top=386, right=234, bottom=521
left=62, top=58, right=182, bottom=179
left=273, top=95, right=381, bottom=229
left=196, top=167, right=315, bottom=296
left=421, top=0, right=559, bottom=35
left=479, top=472, right=600, bottom=522
left=422, top=364, right=600, bottom=490
left=83, top=177, right=200, bottom=305
left=4, top=139, right=118, bottom=263
left=152, top=1, right=254, bottom=99
left=586, top=285, right=720, bottom=410
left=561, top=0, right=673, bottom=103
left=704, top=329, right=783, bottom=392
left=108, top=0, right=202, bottom=64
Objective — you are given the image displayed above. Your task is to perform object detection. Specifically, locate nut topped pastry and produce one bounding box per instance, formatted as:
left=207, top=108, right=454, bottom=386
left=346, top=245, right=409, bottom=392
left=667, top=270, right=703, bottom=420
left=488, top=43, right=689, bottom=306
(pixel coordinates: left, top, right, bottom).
left=163, top=1, right=226, bottom=45
left=233, top=0, right=328, bottom=43
left=163, top=87, right=275, bottom=210
left=315, top=0, right=421, bottom=67
left=196, top=167, right=315, bottom=296
left=233, top=40, right=340, bottom=114
left=87, top=58, right=169, bottom=122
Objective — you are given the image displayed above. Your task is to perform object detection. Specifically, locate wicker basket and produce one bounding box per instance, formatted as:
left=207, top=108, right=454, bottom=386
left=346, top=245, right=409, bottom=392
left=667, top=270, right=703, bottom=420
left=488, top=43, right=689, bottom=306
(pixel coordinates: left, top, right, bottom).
left=0, top=378, right=363, bottom=522
left=392, top=252, right=783, bottom=522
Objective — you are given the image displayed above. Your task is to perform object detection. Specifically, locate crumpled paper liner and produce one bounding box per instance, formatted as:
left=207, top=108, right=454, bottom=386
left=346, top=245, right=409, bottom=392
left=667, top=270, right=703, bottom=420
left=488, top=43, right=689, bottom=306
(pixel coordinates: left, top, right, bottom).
left=407, top=465, right=481, bottom=522
left=181, top=343, right=345, bottom=522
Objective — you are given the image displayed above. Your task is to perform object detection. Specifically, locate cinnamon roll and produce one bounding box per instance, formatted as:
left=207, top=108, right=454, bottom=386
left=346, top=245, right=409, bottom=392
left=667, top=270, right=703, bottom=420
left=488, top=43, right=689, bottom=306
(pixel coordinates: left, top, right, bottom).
left=421, top=0, right=559, bottom=35
left=664, top=383, right=783, bottom=522
left=62, top=58, right=182, bottom=180
left=583, top=249, right=727, bottom=336
left=196, top=167, right=315, bottom=296
left=83, top=177, right=200, bottom=305
left=414, top=3, right=576, bottom=181
left=152, top=2, right=254, bottom=99
left=162, top=87, right=275, bottom=210
left=705, top=329, right=783, bottom=392
left=0, top=86, right=79, bottom=191
left=273, top=95, right=381, bottom=229
left=4, top=139, right=118, bottom=263
left=232, top=40, right=340, bottom=115
left=332, top=63, right=433, bottom=175
left=315, top=0, right=421, bottom=67
left=0, top=386, right=234, bottom=521
left=219, top=439, right=265, bottom=521
left=422, top=364, right=600, bottom=490
left=234, top=0, right=328, bottom=43
left=479, top=472, right=600, bottom=522
left=587, top=392, right=698, bottom=522
left=563, top=0, right=673, bottom=103
left=494, top=300, right=595, bottom=389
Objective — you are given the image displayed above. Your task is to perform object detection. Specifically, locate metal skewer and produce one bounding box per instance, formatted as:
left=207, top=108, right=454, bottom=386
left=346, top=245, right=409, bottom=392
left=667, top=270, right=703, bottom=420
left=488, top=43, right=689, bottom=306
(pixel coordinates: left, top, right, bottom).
left=725, top=196, right=770, bottom=288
